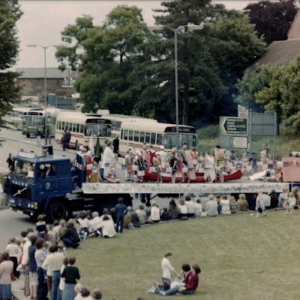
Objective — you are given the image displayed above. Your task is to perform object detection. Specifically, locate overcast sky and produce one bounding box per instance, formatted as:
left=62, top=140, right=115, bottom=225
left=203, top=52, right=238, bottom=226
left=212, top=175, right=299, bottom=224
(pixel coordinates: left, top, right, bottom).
left=16, top=0, right=258, bottom=68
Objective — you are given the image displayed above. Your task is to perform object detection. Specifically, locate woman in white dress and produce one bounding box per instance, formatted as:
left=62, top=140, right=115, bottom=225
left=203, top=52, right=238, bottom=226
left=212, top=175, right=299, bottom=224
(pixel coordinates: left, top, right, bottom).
left=204, top=152, right=215, bottom=182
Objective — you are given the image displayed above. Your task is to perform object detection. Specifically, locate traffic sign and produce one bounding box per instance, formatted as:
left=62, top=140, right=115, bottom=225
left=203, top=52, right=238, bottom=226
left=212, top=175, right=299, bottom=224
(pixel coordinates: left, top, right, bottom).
left=230, top=137, right=248, bottom=149
left=220, top=117, right=247, bottom=136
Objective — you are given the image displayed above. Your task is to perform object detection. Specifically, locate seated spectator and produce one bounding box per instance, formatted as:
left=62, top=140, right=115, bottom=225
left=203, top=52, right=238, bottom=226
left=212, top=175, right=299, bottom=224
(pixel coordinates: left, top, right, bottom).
left=97, top=216, right=116, bottom=238
left=206, top=195, right=218, bottom=217
left=123, top=209, right=132, bottom=229
left=229, top=196, right=238, bottom=213
left=168, top=199, right=180, bottom=220
left=193, top=199, right=202, bottom=217
left=220, top=195, right=231, bottom=215
left=178, top=199, right=188, bottom=219
left=109, top=208, right=116, bottom=223
left=74, top=283, right=84, bottom=300
left=147, top=200, right=160, bottom=224
left=61, top=220, right=80, bottom=249
left=185, top=196, right=195, bottom=218
left=58, top=219, right=67, bottom=241
left=237, top=194, right=249, bottom=211
left=90, top=212, right=102, bottom=234
left=160, top=207, right=171, bottom=221
left=128, top=206, right=140, bottom=228
left=135, top=204, right=147, bottom=225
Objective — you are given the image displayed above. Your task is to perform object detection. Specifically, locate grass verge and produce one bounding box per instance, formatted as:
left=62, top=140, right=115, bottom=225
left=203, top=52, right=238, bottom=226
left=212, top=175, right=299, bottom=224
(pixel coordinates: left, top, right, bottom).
left=67, top=211, right=300, bottom=300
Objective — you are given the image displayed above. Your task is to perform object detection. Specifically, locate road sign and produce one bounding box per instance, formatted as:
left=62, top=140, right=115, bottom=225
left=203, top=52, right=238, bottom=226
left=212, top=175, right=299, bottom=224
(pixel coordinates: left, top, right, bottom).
left=220, top=117, right=247, bottom=136
left=230, top=137, right=248, bottom=149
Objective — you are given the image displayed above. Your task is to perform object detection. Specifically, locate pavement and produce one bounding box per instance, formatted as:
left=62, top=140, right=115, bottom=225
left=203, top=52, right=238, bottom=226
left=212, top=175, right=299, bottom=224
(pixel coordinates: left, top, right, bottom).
left=12, top=277, right=25, bottom=300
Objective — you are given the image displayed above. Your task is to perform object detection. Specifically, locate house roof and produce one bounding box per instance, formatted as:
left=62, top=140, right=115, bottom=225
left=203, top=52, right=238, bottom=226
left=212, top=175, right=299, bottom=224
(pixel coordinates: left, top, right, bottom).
left=288, top=9, right=300, bottom=40
left=16, top=68, right=72, bottom=79
left=252, top=39, right=300, bottom=67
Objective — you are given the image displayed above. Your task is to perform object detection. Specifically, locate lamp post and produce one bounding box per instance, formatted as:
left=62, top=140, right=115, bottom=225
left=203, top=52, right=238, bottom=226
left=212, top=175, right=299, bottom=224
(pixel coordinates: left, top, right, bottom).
left=151, top=24, right=203, bottom=149
left=27, top=44, right=51, bottom=145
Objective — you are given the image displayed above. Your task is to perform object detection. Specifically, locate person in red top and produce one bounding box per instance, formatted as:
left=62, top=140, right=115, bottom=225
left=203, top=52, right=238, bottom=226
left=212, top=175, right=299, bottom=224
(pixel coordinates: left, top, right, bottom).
left=160, top=264, right=201, bottom=296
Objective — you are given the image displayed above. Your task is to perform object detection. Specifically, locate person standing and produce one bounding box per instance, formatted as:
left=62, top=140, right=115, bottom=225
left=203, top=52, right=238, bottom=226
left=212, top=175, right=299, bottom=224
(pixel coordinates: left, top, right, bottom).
left=112, top=136, right=119, bottom=154
left=62, top=130, right=68, bottom=151
left=35, top=239, right=48, bottom=300
left=42, top=244, right=65, bottom=300
left=6, top=153, right=13, bottom=171
left=114, top=198, right=128, bottom=233
left=157, top=145, right=168, bottom=168
left=102, top=142, right=116, bottom=179
left=35, top=128, right=42, bottom=146
left=0, top=252, right=14, bottom=300
left=28, top=235, right=38, bottom=300
left=61, top=257, right=80, bottom=300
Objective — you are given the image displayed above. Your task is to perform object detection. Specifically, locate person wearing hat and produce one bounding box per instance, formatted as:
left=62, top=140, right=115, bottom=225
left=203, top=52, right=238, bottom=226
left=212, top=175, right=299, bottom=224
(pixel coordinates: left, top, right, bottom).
left=101, top=142, right=116, bottom=181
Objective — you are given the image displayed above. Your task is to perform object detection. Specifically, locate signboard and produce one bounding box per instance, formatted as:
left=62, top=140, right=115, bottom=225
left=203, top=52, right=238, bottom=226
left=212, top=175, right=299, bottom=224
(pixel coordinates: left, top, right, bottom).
left=220, top=117, right=247, bottom=136
left=82, top=182, right=288, bottom=194
left=251, top=112, right=276, bottom=136
left=230, top=137, right=248, bottom=149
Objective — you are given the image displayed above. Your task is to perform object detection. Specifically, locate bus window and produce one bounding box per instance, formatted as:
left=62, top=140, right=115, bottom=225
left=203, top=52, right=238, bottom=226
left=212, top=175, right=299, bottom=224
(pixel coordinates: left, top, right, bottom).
left=80, top=125, right=84, bottom=134
left=151, top=133, right=156, bottom=145
left=140, top=131, right=145, bottom=143
left=76, top=124, right=80, bottom=133
left=62, top=122, right=65, bottom=130
left=145, top=132, right=150, bottom=143
left=128, top=130, right=133, bottom=141
left=134, top=131, right=139, bottom=142
left=123, top=129, right=128, bottom=140
left=157, top=134, right=162, bottom=146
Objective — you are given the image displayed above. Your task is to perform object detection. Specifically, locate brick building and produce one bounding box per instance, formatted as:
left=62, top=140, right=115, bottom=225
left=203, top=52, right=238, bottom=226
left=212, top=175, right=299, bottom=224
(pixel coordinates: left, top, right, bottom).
left=16, top=68, right=77, bottom=103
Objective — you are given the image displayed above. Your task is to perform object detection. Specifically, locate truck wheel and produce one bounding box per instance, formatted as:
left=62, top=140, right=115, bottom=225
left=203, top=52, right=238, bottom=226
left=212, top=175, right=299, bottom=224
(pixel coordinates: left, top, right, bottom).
left=47, top=201, right=66, bottom=222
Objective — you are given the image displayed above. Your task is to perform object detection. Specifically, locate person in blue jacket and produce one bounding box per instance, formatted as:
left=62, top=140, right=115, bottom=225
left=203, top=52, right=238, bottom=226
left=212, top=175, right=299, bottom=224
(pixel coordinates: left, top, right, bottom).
left=114, top=198, right=128, bottom=233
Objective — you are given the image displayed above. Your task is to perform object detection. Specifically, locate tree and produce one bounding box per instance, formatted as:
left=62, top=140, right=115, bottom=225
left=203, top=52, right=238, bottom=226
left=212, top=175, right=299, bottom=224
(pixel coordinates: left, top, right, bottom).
left=244, top=0, right=297, bottom=45
left=235, top=65, right=274, bottom=111
left=256, top=57, right=300, bottom=131
left=0, top=0, right=22, bottom=130
left=56, top=6, right=151, bottom=113
left=133, top=1, right=266, bottom=125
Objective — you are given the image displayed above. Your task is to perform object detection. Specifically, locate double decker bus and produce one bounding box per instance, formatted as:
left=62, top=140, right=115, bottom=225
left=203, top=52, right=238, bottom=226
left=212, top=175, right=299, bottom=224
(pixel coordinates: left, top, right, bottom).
left=55, top=112, right=112, bottom=149
left=119, top=122, right=197, bottom=156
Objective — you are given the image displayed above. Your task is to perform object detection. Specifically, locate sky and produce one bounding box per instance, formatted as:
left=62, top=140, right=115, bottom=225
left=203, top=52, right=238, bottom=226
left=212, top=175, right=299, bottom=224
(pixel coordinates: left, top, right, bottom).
left=16, top=0, right=263, bottom=68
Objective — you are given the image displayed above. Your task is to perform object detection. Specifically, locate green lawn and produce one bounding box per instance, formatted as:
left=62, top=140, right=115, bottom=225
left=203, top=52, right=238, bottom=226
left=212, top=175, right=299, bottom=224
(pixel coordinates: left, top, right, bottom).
left=67, top=211, right=300, bottom=300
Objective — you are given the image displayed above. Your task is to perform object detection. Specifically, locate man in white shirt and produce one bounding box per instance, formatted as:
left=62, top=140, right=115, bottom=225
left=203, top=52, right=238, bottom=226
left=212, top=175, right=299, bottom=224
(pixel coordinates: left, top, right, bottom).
left=42, top=244, right=64, bottom=300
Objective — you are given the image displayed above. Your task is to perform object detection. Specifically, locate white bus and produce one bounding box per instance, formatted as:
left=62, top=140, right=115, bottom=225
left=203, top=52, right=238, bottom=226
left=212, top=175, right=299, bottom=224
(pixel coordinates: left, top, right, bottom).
left=22, top=108, right=61, bottom=138
left=101, top=114, right=158, bottom=137
left=4, top=107, right=37, bottom=131
left=55, top=112, right=112, bottom=149
left=119, top=122, right=197, bottom=156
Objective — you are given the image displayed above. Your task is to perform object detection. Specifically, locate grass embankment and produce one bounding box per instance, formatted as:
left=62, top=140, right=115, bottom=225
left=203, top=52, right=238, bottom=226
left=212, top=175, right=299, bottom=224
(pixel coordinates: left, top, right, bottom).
left=67, top=211, right=300, bottom=300
left=197, top=124, right=300, bottom=158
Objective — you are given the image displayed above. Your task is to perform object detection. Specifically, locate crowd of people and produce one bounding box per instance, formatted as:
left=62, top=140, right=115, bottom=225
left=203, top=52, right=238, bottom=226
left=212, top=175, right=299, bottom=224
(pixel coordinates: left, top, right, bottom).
left=1, top=184, right=298, bottom=300
left=73, top=140, right=279, bottom=185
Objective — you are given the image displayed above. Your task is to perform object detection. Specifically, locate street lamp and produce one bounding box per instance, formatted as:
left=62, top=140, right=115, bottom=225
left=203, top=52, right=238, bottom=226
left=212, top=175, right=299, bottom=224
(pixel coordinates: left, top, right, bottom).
left=27, top=44, right=52, bottom=145
left=150, top=24, right=203, bottom=149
